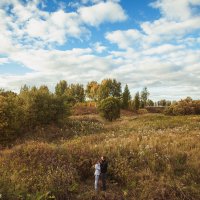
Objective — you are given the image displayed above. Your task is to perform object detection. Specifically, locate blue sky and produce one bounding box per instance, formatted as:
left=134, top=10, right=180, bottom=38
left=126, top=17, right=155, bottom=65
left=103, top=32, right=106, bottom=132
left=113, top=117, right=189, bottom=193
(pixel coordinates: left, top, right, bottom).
left=0, top=0, right=200, bottom=100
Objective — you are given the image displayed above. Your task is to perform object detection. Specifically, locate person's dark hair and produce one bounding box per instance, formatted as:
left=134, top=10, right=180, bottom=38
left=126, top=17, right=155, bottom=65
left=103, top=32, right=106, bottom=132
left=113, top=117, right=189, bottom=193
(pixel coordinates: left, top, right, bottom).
left=101, top=156, right=106, bottom=161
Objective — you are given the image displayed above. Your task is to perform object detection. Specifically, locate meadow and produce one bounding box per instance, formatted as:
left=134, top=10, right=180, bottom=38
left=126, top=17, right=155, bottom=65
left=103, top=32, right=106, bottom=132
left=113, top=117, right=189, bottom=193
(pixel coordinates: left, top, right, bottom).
left=0, top=112, right=200, bottom=200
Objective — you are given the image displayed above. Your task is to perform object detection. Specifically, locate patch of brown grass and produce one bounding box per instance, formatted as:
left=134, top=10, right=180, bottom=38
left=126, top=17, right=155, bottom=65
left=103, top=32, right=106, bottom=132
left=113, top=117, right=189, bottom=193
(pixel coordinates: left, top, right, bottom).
left=0, top=114, right=200, bottom=199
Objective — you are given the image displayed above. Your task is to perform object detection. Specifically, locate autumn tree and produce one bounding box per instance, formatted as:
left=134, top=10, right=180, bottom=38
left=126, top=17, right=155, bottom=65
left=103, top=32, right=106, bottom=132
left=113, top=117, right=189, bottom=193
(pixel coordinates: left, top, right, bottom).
left=164, top=97, right=200, bottom=115
left=85, top=81, right=99, bottom=101
left=98, top=78, right=121, bottom=100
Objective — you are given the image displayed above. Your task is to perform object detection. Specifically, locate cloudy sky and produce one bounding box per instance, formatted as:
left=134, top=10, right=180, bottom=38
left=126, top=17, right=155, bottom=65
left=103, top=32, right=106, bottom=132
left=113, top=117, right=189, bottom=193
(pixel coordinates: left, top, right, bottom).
left=0, top=0, right=200, bottom=100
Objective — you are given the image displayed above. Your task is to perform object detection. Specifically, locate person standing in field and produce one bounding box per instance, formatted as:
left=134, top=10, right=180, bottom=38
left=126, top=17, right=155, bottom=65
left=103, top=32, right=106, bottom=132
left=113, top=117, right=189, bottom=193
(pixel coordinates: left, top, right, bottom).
left=94, top=160, right=101, bottom=191
left=100, top=156, right=108, bottom=191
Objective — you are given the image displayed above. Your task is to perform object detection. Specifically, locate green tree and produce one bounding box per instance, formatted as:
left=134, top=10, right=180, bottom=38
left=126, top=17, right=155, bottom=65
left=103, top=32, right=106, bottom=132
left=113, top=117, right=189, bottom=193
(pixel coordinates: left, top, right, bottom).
left=0, top=89, right=17, bottom=97
left=147, top=99, right=154, bottom=106
left=122, top=84, right=131, bottom=109
left=55, top=80, right=68, bottom=96
left=19, top=86, right=70, bottom=129
left=157, top=99, right=172, bottom=107
left=39, top=85, right=50, bottom=93
left=50, top=95, right=71, bottom=125
left=134, top=92, right=140, bottom=111
left=158, top=99, right=167, bottom=106
left=85, top=81, right=99, bottom=101
left=140, top=87, right=150, bottom=108
left=67, top=84, right=85, bottom=103
left=98, top=79, right=121, bottom=100
left=0, top=93, right=22, bottom=144
left=20, top=84, right=29, bottom=93
left=98, top=97, right=120, bottom=121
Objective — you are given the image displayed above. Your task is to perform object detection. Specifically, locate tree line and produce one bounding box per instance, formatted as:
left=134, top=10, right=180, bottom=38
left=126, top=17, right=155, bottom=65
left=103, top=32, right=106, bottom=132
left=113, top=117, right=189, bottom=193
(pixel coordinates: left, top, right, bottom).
left=0, top=78, right=150, bottom=144
left=1, top=78, right=199, bottom=144
left=54, top=79, right=158, bottom=110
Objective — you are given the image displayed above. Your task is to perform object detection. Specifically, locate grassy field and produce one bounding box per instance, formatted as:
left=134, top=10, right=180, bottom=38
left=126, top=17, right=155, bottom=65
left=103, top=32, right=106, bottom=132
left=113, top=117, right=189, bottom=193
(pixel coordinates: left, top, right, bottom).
left=0, top=113, right=200, bottom=199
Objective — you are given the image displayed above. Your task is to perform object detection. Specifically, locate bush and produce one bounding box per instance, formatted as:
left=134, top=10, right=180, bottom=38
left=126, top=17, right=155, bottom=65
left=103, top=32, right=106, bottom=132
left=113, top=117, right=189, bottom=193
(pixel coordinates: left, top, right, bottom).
left=164, top=98, right=199, bottom=115
left=0, top=93, right=23, bottom=145
left=0, top=86, right=71, bottom=146
left=0, top=142, right=78, bottom=199
left=19, top=87, right=71, bottom=129
left=145, top=106, right=165, bottom=113
left=73, top=102, right=97, bottom=115
left=98, top=97, right=120, bottom=121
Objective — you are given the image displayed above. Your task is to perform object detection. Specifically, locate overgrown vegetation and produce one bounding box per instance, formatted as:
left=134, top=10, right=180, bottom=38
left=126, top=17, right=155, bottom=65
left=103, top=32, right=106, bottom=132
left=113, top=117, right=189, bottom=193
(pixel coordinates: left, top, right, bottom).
left=165, top=97, right=200, bottom=115
left=0, top=79, right=200, bottom=199
left=0, top=114, right=200, bottom=199
left=0, top=79, right=152, bottom=145
left=0, top=86, right=70, bottom=146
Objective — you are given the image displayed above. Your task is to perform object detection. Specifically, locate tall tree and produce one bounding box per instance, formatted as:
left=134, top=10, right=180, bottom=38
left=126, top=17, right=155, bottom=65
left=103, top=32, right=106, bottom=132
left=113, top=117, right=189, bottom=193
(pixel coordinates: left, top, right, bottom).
left=39, top=85, right=50, bottom=93
left=55, top=80, right=68, bottom=96
left=140, top=87, right=150, bottom=108
left=147, top=99, right=154, bottom=106
left=122, top=84, right=131, bottom=109
left=98, top=78, right=121, bottom=100
left=134, top=92, right=140, bottom=111
left=0, top=92, right=22, bottom=144
left=85, top=81, right=99, bottom=101
left=67, top=84, right=85, bottom=103
left=20, top=84, right=29, bottom=93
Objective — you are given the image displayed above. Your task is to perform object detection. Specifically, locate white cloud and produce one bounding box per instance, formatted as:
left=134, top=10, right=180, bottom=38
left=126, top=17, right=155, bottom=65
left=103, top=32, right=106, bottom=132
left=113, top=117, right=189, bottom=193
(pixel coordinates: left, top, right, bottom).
left=143, top=44, right=185, bottom=55
left=0, top=58, right=9, bottom=65
left=151, top=0, right=200, bottom=21
left=105, top=0, right=200, bottom=50
left=78, top=1, right=127, bottom=26
left=106, top=15, right=200, bottom=49
left=0, top=0, right=127, bottom=49
left=1, top=43, right=200, bottom=100
left=80, top=0, right=120, bottom=4
left=105, top=29, right=142, bottom=49
left=141, top=17, right=200, bottom=40
left=24, top=10, right=84, bottom=45
left=93, top=42, right=107, bottom=53
left=151, top=0, right=191, bottom=21
left=0, top=0, right=200, bottom=100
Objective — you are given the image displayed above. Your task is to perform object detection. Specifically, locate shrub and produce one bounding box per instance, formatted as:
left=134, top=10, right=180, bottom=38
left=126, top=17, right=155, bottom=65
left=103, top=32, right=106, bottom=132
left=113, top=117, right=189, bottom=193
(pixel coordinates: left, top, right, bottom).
left=98, top=97, right=120, bottom=121
left=73, top=103, right=97, bottom=115
left=145, top=106, right=165, bottom=113
left=0, top=142, right=78, bottom=199
left=137, top=108, right=148, bottom=114
left=19, top=87, right=71, bottom=129
left=0, top=86, right=71, bottom=146
left=0, top=94, right=23, bottom=145
left=164, top=98, right=199, bottom=115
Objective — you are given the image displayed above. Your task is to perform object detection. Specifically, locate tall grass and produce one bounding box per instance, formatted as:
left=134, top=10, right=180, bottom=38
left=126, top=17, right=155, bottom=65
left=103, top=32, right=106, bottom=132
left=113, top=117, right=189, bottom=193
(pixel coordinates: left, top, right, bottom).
left=0, top=114, right=200, bottom=199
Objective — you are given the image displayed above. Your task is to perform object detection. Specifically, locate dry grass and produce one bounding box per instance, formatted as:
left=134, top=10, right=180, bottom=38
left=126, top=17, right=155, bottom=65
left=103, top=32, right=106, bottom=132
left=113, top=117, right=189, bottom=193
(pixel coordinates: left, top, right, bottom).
left=0, top=114, right=200, bottom=199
